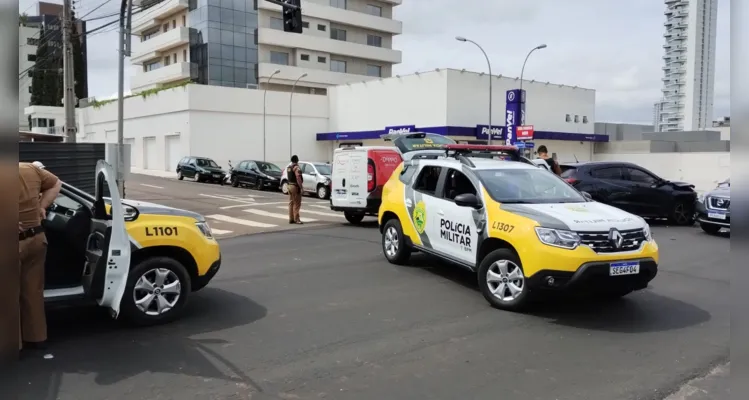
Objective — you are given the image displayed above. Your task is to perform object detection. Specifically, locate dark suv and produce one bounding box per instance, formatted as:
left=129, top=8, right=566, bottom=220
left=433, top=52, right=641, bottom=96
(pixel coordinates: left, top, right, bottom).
left=228, top=160, right=283, bottom=190
left=560, top=161, right=697, bottom=226
left=177, top=156, right=227, bottom=184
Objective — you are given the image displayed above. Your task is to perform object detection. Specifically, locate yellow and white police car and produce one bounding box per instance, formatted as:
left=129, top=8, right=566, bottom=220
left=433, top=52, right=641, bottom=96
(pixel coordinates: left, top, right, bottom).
left=378, top=144, right=659, bottom=311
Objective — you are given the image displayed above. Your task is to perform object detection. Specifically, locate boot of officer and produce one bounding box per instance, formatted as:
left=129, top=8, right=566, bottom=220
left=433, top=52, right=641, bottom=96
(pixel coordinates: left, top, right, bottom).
left=18, top=161, right=61, bottom=352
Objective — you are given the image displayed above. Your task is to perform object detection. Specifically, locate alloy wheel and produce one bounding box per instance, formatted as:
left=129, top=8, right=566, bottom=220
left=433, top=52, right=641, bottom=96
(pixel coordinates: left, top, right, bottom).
left=486, top=260, right=525, bottom=302
left=133, top=268, right=182, bottom=316
left=384, top=226, right=399, bottom=258
left=673, top=203, right=689, bottom=224
left=318, top=186, right=327, bottom=199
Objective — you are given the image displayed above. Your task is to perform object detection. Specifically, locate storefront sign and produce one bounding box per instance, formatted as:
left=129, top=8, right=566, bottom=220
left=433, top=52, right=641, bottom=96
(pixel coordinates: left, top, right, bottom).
left=384, top=125, right=416, bottom=134
left=475, top=125, right=504, bottom=140
left=505, top=89, right=525, bottom=145
left=517, top=125, right=534, bottom=140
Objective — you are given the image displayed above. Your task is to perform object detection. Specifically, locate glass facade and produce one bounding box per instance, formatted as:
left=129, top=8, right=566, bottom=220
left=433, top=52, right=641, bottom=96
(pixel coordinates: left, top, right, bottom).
left=188, top=0, right=259, bottom=88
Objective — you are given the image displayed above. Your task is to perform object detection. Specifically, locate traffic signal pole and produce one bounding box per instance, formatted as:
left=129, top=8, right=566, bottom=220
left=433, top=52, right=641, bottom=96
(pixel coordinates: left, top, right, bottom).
left=265, top=0, right=303, bottom=33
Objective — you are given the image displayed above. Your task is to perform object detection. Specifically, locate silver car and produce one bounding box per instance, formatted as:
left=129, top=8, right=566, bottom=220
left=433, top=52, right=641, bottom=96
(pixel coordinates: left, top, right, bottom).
left=695, top=178, right=730, bottom=234
left=280, top=161, right=332, bottom=199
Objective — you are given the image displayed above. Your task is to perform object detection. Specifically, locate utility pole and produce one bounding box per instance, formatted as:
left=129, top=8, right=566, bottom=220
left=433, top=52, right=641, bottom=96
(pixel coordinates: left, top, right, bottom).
left=116, top=0, right=133, bottom=197
left=62, top=0, right=77, bottom=142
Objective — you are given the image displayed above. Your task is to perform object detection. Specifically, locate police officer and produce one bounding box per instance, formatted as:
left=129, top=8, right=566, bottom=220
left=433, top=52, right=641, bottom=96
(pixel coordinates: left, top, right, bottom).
left=18, top=162, right=61, bottom=351
left=286, top=155, right=304, bottom=224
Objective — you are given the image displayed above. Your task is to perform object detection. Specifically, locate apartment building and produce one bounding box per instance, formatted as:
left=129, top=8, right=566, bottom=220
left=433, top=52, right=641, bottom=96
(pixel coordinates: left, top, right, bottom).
left=130, top=0, right=402, bottom=94
left=653, top=0, right=718, bottom=132
left=19, top=24, right=38, bottom=130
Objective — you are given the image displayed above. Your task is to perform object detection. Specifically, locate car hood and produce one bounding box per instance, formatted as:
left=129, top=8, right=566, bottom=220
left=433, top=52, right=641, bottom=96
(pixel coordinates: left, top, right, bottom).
left=122, top=199, right=204, bottom=221
left=500, top=201, right=644, bottom=232
left=669, top=181, right=695, bottom=189
left=263, top=170, right=282, bottom=178
left=199, top=166, right=225, bottom=173
left=706, top=186, right=730, bottom=198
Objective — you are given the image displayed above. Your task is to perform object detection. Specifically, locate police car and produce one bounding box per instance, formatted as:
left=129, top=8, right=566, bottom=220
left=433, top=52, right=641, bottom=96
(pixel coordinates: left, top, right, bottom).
left=378, top=144, right=659, bottom=311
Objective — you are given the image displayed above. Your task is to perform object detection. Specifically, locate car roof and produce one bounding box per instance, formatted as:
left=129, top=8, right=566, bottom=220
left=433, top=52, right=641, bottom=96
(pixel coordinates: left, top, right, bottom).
left=560, top=161, right=642, bottom=168
left=417, top=156, right=538, bottom=171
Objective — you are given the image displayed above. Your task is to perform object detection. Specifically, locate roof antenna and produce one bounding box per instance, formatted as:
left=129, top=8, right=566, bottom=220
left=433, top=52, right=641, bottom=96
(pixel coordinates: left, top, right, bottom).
left=573, top=154, right=579, bottom=162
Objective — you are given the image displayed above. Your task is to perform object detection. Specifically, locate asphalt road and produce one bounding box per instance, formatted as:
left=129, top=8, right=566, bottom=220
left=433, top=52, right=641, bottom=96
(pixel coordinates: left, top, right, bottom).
left=124, top=174, right=360, bottom=238
left=4, top=222, right=728, bottom=400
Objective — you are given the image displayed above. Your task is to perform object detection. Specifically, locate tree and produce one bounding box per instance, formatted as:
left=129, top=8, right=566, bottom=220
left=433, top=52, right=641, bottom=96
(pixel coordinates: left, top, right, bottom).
left=29, top=26, right=63, bottom=107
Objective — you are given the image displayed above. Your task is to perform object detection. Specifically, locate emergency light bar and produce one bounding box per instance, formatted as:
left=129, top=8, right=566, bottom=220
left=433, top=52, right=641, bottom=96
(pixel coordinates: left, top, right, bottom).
left=380, top=132, right=429, bottom=141
left=444, top=144, right=519, bottom=152
left=443, top=144, right=531, bottom=167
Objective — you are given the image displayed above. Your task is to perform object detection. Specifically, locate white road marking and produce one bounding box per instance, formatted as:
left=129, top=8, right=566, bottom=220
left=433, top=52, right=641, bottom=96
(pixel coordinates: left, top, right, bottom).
left=200, top=193, right=256, bottom=203
left=210, top=228, right=233, bottom=235
left=275, top=206, right=343, bottom=218
left=309, top=204, right=332, bottom=210
left=206, top=214, right=277, bottom=228
left=244, top=208, right=317, bottom=222
left=220, top=201, right=290, bottom=209
left=139, top=184, right=164, bottom=189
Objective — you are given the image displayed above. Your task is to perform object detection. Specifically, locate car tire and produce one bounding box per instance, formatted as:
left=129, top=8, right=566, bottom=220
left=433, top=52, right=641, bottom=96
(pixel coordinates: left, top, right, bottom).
left=177, top=170, right=184, bottom=180
left=317, top=184, right=329, bottom=199
left=230, top=176, right=239, bottom=187
left=344, top=212, right=365, bottom=225
left=700, top=222, right=722, bottom=235
left=195, top=173, right=203, bottom=183
left=120, top=257, right=192, bottom=326
left=281, top=181, right=289, bottom=195
left=668, top=201, right=695, bottom=226
left=382, top=219, right=411, bottom=265
left=477, top=248, right=532, bottom=312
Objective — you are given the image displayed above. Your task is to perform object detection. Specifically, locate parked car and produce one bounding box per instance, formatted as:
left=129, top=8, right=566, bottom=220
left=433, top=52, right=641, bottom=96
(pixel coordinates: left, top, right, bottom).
left=695, top=178, right=730, bottom=234
left=560, top=161, right=697, bottom=226
left=177, top=156, right=227, bottom=184
left=228, top=159, right=283, bottom=190
left=45, top=161, right=221, bottom=325
left=280, top=161, right=332, bottom=199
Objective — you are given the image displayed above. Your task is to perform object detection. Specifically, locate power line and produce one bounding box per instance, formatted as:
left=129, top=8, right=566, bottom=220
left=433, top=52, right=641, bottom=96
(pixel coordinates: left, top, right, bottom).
left=78, top=0, right=114, bottom=20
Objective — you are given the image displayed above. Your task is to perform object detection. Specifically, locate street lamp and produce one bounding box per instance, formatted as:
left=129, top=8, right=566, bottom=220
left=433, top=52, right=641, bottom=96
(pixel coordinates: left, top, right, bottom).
left=289, top=72, right=308, bottom=158
left=519, top=44, right=547, bottom=93
left=262, top=69, right=281, bottom=161
left=456, top=36, right=493, bottom=144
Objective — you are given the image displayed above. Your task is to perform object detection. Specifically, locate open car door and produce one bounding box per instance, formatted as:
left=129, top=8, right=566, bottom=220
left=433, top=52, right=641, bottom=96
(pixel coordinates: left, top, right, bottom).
left=83, top=160, right=131, bottom=318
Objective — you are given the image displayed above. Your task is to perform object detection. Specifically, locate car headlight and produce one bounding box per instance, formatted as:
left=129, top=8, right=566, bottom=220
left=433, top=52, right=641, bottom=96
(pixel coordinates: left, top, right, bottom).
left=195, top=221, right=213, bottom=239
left=535, top=227, right=581, bottom=249
left=324, top=177, right=331, bottom=184
left=642, top=223, right=653, bottom=241
left=697, top=193, right=705, bottom=203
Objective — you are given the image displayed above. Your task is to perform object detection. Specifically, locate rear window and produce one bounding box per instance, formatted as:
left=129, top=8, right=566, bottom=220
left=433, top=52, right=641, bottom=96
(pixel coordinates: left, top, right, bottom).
left=393, top=133, right=456, bottom=153
left=560, top=165, right=577, bottom=178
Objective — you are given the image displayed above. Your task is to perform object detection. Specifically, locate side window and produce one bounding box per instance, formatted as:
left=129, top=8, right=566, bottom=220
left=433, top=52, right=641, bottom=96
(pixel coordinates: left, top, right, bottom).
left=413, top=166, right=442, bottom=195
left=441, top=169, right=477, bottom=200
left=54, top=192, right=86, bottom=213
left=238, top=161, right=248, bottom=169
left=627, top=168, right=658, bottom=184
left=399, top=164, right=417, bottom=184
left=179, top=157, right=188, bottom=165
left=247, top=162, right=257, bottom=170
left=591, top=167, right=623, bottom=180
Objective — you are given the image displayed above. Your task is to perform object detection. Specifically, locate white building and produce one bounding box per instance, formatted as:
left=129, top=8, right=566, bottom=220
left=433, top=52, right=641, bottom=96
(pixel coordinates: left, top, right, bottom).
left=654, top=0, right=718, bottom=132
left=129, top=0, right=402, bottom=95
left=19, top=24, right=39, bottom=130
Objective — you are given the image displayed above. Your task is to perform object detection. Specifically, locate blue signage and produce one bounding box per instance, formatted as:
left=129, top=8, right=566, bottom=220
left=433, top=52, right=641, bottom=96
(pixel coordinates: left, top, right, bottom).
left=384, top=125, right=416, bottom=135
left=505, top=89, right=526, bottom=145
left=475, top=125, right=504, bottom=140
left=514, top=141, right=535, bottom=149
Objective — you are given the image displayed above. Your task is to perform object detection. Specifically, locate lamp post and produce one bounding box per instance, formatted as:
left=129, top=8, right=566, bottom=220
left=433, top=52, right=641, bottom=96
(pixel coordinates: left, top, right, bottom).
left=262, top=69, right=281, bottom=161
left=519, top=44, right=547, bottom=108
left=289, top=72, right=308, bottom=158
left=456, top=36, right=493, bottom=144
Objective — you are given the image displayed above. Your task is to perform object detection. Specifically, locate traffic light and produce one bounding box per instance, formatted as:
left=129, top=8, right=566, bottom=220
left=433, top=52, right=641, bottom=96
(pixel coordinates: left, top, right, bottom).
left=283, top=0, right=303, bottom=34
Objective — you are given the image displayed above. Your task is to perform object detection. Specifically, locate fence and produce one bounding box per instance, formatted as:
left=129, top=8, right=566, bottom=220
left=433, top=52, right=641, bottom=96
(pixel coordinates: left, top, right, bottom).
left=19, top=142, right=105, bottom=195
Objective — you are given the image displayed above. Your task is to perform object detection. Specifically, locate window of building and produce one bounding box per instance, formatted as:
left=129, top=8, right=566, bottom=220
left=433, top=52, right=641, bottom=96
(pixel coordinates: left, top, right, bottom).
left=582, top=116, right=589, bottom=124
left=164, top=56, right=171, bottom=66
left=183, top=49, right=187, bottom=61
left=270, top=51, right=289, bottom=65
left=163, top=23, right=169, bottom=32
left=145, top=61, right=161, bottom=72
left=330, top=59, right=347, bottom=73
left=27, top=54, right=36, bottom=62
left=330, top=0, right=346, bottom=9
left=366, top=34, right=382, bottom=47
left=173, top=53, right=177, bottom=63
left=366, top=64, right=382, bottom=77
left=317, top=24, right=326, bottom=31
left=300, top=54, right=310, bottom=61
left=366, top=4, right=382, bottom=16
left=331, top=28, right=346, bottom=41
left=574, top=115, right=579, bottom=123
left=182, top=15, right=186, bottom=26
left=565, top=114, right=571, bottom=122
left=302, top=21, right=309, bottom=28
left=318, top=56, right=326, bottom=63
left=270, top=17, right=283, bottom=30
left=27, top=37, right=39, bottom=46
left=172, top=20, right=176, bottom=29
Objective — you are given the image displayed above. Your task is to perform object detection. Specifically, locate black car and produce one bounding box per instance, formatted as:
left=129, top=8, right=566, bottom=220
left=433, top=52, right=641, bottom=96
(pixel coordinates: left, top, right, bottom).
left=695, top=178, right=730, bottom=234
left=560, top=161, right=697, bottom=226
left=228, top=160, right=283, bottom=190
left=177, top=156, right=227, bottom=184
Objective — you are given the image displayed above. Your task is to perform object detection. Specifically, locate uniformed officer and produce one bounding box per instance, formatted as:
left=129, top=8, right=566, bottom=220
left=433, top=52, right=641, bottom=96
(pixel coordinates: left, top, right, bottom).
left=286, top=155, right=304, bottom=224
left=18, top=162, right=61, bottom=351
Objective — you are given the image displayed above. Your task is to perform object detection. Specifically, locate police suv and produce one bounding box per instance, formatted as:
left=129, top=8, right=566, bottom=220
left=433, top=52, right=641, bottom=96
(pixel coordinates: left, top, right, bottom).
left=378, top=144, right=659, bottom=311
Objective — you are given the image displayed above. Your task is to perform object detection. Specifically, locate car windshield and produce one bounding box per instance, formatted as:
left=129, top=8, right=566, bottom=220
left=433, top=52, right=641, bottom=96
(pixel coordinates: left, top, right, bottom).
left=718, top=179, right=730, bottom=188
left=314, top=164, right=332, bottom=175
left=257, top=162, right=281, bottom=172
left=197, top=159, right=219, bottom=168
left=476, top=168, right=586, bottom=204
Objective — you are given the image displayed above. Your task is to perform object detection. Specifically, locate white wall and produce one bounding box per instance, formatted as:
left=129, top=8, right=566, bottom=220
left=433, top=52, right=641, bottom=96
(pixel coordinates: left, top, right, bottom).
left=593, top=152, right=729, bottom=192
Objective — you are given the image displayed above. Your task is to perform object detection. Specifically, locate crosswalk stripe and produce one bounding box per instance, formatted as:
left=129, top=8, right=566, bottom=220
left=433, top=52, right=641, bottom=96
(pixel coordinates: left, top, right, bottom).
left=206, top=214, right=277, bottom=228
left=210, top=228, right=233, bottom=235
left=275, top=206, right=343, bottom=218
left=244, top=208, right=317, bottom=222
left=309, top=204, right=331, bottom=210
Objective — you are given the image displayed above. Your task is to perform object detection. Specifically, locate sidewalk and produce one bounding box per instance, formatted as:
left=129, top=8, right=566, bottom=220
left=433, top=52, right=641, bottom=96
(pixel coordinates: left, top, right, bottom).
left=130, top=168, right=175, bottom=179
left=664, top=362, right=729, bottom=400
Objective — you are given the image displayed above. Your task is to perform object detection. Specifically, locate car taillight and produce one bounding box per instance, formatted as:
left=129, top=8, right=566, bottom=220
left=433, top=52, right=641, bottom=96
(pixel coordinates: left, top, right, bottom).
left=367, top=162, right=375, bottom=192
left=565, top=178, right=578, bottom=185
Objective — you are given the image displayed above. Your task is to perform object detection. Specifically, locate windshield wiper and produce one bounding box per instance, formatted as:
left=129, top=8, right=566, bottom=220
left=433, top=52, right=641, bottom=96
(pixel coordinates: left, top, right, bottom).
left=500, top=200, right=533, bottom=204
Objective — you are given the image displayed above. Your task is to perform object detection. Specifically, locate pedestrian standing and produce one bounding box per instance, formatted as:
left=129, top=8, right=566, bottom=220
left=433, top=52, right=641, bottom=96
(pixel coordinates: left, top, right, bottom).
left=18, top=162, right=61, bottom=352
left=537, top=145, right=562, bottom=176
left=287, top=155, right=304, bottom=224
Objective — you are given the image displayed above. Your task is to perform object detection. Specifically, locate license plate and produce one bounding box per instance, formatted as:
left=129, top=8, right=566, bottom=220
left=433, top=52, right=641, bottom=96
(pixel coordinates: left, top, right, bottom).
left=213, top=174, right=220, bottom=178
left=708, top=212, right=726, bottom=220
left=610, top=261, right=640, bottom=276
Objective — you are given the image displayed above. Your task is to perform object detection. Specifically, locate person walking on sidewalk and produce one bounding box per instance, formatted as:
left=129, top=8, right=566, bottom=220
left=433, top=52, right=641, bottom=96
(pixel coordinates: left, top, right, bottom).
left=18, top=162, right=61, bottom=353
left=287, top=155, right=304, bottom=224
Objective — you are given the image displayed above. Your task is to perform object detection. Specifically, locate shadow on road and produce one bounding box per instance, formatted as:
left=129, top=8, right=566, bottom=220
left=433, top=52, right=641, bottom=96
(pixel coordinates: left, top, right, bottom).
left=409, top=253, right=711, bottom=334
left=3, top=288, right=267, bottom=400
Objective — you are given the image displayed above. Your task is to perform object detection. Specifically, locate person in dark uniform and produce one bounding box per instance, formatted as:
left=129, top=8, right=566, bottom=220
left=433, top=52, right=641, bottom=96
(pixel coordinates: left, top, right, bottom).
left=537, top=145, right=562, bottom=176
left=18, top=162, right=61, bottom=352
left=286, top=155, right=304, bottom=224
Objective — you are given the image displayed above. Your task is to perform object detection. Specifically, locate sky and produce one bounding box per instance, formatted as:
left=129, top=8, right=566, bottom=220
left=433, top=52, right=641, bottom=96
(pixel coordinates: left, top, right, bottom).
left=20, top=0, right=730, bottom=125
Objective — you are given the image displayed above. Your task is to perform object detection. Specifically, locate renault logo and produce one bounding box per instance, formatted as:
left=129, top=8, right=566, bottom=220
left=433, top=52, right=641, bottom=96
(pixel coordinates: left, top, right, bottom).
left=608, top=228, right=624, bottom=249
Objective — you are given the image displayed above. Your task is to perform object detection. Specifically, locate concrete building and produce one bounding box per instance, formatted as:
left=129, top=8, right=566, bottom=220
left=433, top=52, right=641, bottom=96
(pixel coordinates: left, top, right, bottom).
left=19, top=24, right=38, bottom=130
left=129, top=0, right=402, bottom=94
left=653, top=0, right=719, bottom=132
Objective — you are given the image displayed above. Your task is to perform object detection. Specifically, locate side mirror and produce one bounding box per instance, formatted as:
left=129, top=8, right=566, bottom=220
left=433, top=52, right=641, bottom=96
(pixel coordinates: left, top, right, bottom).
left=581, top=191, right=593, bottom=201
left=454, top=193, right=483, bottom=209
left=309, top=171, right=317, bottom=175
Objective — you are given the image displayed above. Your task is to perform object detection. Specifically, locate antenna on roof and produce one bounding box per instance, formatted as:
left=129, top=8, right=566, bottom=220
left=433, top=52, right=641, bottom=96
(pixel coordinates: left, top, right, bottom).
left=573, top=154, right=579, bottom=162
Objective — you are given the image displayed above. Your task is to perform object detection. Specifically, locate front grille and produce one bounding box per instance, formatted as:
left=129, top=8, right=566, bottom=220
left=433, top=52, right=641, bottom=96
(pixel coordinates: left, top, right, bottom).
left=577, top=229, right=646, bottom=253
left=708, top=196, right=730, bottom=210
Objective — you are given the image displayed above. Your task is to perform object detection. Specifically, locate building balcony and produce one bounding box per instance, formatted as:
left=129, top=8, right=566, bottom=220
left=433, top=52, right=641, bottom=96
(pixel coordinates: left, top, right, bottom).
left=131, top=26, right=190, bottom=65
left=257, top=62, right=381, bottom=88
left=131, top=0, right=189, bottom=35
left=131, top=62, right=196, bottom=90
left=259, top=1, right=402, bottom=35
left=257, top=28, right=402, bottom=64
